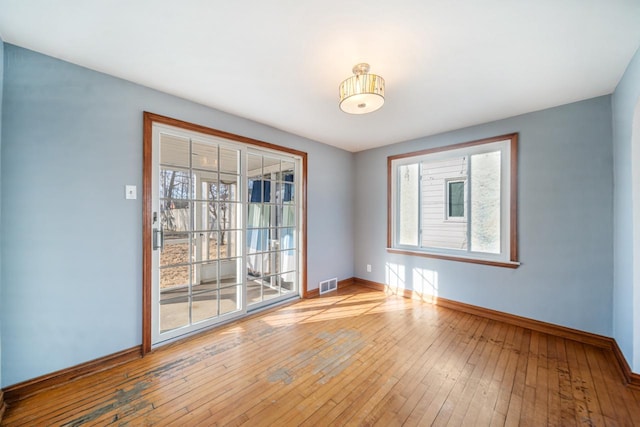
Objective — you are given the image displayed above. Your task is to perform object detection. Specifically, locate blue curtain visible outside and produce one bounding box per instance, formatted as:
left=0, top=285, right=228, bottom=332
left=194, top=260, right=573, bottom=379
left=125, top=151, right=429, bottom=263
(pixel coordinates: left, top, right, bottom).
left=283, top=174, right=293, bottom=202
left=251, top=174, right=293, bottom=203
left=250, top=180, right=271, bottom=203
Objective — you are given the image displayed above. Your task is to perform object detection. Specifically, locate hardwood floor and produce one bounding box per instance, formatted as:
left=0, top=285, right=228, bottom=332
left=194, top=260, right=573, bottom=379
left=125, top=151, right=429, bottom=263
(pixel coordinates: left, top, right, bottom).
left=3, top=285, right=640, bottom=426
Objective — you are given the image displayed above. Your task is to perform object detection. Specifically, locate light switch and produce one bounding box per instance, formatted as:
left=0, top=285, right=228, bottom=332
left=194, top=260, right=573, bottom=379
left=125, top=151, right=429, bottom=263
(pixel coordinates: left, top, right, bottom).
left=125, top=185, right=137, bottom=200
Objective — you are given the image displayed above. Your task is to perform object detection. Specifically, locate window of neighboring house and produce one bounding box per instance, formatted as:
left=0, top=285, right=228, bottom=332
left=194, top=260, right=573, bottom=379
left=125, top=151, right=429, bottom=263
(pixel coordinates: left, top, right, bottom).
left=388, top=133, right=519, bottom=268
left=446, top=179, right=466, bottom=219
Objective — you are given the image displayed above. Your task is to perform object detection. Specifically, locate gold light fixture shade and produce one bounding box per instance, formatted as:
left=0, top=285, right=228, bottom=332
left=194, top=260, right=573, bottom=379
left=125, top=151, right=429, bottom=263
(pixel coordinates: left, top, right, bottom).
left=339, top=63, right=385, bottom=114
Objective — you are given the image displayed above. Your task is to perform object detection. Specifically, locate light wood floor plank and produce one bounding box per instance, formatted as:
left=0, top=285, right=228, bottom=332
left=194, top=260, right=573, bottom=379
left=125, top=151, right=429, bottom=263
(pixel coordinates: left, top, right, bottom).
left=2, top=285, right=639, bottom=426
left=490, top=324, right=522, bottom=425
left=545, top=335, right=561, bottom=426
left=504, top=328, right=531, bottom=426
left=532, top=332, right=549, bottom=425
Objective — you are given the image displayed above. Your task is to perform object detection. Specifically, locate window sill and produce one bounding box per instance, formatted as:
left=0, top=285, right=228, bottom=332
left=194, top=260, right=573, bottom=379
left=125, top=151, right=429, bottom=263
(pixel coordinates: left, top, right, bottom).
left=386, top=248, right=521, bottom=269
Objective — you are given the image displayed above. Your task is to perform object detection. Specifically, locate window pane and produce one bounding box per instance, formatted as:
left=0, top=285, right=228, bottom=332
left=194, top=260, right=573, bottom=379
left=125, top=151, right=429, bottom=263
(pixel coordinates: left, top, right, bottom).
left=281, top=161, right=295, bottom=178
left=248, top=179, right=273, bottom=203
left=247, top=280, right=262, bottom=304
left=248, top=179, right=261, bottom=202
left=248, top=245, right=267, bottom=277
left=160, top=265, right=190, bottom=289
left=279, top=227, right=296, bottom=250
left=421, top=156, right=467, bottom=250
left=279, top=273, right=296, bottom=293
left=201, top=181, right=217, bottom=202
left=193, top=261, right=218, bottom=292
left=247, top=228, right=268, bottom=254
left=219, top=230, right=240, bottom=259
left=160, top=295, right=189, bottom=332
left=285, top=205, right=296, bottom=226
left=279, top=250, right=296, bottom=274
left=161, top=200, right=190, bottom=232
left=261, top=276, right=280, bottom=302
left=192, top=201, right=213, bottom=232
left=192, top=141, right=217, bottom=171
left=470, top=151, right=501, bottom=253
left=160, top=133, right=189, bottom=167
left=196, top=231, right=219, bottom=262
left=398, top=164, right=419, bottom=246
left=247, top=153, right=262, bottom=177
left=247, top=204, right=270, bottom=228
left=195, top=230, right=223, bottom=262
left=220, top=174, right=238, bottom=202
left=160, top=169, right=191, bottom=200
left=219, top=147, right=239, bottom=173
left=263, top=252, right=277, bottom=277
left=192, top=291, right=219, bottom=324
left=448, top=181, right=465, bottom=217
left=283, top=183, right=294, bottom=203
left=219, top=258, right=242, bottom=286
left=263, top=156, right=280, bottom=175
left=220, top=285, right=241, bottom=315
left=218, top=202, right=239, bottom=231
left=161, top=233, right=191, bottom=267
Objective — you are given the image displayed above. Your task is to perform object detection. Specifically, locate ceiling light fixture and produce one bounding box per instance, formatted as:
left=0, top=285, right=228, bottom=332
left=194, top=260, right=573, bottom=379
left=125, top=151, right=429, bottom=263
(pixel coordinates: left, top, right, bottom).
left=339, top=63, right=385, bottom=114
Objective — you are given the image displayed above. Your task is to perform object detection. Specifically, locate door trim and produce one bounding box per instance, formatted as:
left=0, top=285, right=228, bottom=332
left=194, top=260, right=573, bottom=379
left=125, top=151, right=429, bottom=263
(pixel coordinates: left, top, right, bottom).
left=142, top=112, right=308, bottom=355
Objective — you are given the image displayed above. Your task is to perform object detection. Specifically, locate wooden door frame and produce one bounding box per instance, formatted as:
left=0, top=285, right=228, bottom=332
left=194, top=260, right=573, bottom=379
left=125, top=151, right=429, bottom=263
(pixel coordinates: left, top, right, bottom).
left=142, top=112, right=308, bottom=354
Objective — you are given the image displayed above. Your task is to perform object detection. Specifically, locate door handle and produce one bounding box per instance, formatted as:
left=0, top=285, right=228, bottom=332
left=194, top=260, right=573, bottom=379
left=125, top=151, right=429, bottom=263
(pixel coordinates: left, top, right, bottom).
left=153, top=228, right=164, bottom=251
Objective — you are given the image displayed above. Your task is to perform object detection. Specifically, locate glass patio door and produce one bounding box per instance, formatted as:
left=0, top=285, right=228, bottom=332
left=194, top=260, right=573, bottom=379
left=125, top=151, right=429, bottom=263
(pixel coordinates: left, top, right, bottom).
left=246, top=151, right=298, bottom=308
left=152, top=126, right=244, bottom=344
left=150, top=123, right=300, bottom=346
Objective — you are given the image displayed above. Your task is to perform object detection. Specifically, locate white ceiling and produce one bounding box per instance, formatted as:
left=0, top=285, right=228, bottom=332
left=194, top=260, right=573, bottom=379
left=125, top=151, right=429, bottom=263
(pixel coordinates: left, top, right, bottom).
left=1, top=1, right=639, bottom=152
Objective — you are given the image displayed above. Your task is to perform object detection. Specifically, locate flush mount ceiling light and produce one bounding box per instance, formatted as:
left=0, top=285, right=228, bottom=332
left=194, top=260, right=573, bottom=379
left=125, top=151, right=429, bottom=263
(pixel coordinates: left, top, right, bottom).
left=339, top=63, right=385, bottom=114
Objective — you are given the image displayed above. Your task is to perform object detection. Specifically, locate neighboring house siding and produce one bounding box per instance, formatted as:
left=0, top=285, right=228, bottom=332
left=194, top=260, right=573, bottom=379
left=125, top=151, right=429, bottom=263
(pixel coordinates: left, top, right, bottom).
left=421, top=156, right=467, bottom=250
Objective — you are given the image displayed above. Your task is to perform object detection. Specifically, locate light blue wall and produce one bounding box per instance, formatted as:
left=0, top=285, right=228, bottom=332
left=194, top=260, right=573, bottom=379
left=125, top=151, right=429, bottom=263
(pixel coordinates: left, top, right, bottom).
left=0, top=44, right=354, bottom=387
left=354, top=96, right=614, bottom=336
left=612, top=46, right=640, bottom=372
left=0, top=36, right=4, bottom=390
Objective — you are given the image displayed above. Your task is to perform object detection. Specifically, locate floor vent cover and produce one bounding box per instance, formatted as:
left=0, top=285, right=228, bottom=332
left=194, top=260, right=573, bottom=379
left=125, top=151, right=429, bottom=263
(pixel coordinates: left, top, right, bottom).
left=319, top=277, right=338, bottom=294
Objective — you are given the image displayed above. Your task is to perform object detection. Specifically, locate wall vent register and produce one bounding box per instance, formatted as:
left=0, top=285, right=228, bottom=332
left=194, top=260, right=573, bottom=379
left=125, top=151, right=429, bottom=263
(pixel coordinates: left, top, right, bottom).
left=319, top=278, right=338, bottom=294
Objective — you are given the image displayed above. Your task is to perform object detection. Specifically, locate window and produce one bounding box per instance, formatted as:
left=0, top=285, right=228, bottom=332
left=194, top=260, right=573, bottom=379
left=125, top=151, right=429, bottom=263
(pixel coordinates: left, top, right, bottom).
left=388, top=133, right=519, bottom=268
left=447, top=180, right=466, bottom=219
